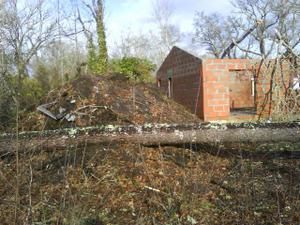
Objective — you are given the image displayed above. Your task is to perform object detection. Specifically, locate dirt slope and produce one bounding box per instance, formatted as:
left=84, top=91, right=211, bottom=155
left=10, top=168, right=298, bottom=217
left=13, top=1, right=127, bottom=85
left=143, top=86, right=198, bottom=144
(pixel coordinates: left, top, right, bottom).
left=21, top=74, right=199, bottom=131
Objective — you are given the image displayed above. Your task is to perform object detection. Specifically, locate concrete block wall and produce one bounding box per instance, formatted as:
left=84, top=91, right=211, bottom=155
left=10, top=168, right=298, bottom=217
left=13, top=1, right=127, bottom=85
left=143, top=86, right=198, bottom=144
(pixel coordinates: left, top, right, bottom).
left=229, top=70, right=255, bottom=109
left=201, top=59, right=252, bottom=121
left=157, top=47, right=202, bottom=116
left=156, top=47, right=260, bottom=121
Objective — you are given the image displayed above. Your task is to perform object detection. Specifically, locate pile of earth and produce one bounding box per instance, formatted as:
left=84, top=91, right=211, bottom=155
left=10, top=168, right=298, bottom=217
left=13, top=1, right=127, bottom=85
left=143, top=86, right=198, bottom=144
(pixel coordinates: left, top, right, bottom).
left=21, top=74, right=199, bottom=130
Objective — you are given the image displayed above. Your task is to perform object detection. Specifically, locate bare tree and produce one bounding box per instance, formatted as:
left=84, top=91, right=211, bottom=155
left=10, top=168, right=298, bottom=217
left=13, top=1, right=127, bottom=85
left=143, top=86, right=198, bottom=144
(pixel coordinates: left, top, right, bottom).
left=232, top=0, right=278, bottom=58
left=193, top=0, right=300, bottom=59
left=111, top=31, right=162, bottom=66
left=0, top=0, right=59, bottom=87
left=0, top=3, right=60, bottom=219
left=111, top=0, right=182, bottom=68
left=193, top=12, right=237, bottom=58
left=152, top=0, right=181, bottom=49
left=151, top=0, right=182, bottom=65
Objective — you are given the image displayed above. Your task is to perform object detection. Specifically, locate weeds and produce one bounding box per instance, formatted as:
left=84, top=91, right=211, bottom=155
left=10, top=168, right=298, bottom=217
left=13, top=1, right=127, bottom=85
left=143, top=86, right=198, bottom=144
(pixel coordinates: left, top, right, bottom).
left=0, top=142, right=299, bottom=224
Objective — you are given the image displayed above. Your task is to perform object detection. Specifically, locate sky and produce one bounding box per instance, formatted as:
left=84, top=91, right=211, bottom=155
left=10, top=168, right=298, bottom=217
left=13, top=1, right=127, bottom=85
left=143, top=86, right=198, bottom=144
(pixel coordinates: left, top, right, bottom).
left=104, top=0, right=233, bottom=52
left=5, top=0, right=233, bottom=57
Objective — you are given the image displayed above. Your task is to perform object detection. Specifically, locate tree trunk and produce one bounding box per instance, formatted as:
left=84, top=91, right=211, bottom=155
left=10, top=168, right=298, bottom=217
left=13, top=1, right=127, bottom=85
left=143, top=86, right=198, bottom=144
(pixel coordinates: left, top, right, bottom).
left=1, top=123, right=300, bottom=155
left=96, top=0, right=108, bottom=74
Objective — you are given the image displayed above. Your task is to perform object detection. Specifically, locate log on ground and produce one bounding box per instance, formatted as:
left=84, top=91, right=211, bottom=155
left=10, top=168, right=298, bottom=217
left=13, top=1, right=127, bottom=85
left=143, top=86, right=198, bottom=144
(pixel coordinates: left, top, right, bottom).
left=0, top=122, right=300, bottom=155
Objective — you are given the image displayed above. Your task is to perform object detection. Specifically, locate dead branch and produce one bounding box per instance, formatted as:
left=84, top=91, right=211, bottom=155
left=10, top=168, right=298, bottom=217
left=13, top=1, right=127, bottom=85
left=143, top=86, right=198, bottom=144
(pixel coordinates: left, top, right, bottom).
left=221, top=21, right=259, bottom=58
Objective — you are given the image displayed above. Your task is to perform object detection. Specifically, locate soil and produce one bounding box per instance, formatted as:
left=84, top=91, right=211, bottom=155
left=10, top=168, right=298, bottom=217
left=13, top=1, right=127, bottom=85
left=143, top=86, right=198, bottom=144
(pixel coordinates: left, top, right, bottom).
left=2, top=74, right=299, bottom=224
left=0, top=143, right=299, bottom=225
left=20, top=74, right=200, bottom=131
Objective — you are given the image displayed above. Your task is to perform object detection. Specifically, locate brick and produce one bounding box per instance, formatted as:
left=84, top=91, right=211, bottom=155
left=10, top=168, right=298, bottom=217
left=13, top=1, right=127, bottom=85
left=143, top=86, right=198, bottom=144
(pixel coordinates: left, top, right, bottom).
left=216, top=87, right=228, bottom=94
left=214, top=106, right=225, bottom=112
left=206, top=64, right=219, bottom=70
left=205, top=75, right=218, bottom=82
left=157, top=47, right=291, bottom=121
left=207, top=99, right=228, bottom=106
left=204, top=59, right=215, bottom=64
left=206, top=93, right=226, bottom=100
left=217, top=65, right=227, bottom=70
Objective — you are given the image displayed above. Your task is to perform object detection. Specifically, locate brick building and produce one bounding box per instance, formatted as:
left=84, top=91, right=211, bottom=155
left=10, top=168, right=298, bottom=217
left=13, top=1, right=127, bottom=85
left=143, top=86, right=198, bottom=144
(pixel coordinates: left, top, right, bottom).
left=156, top=46, right=257, bottom=121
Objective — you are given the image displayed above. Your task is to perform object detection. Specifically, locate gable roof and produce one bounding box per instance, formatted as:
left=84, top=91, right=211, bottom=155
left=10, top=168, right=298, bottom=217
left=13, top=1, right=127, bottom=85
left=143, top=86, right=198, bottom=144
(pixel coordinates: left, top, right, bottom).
left=157, top=46, right=202, bottom=74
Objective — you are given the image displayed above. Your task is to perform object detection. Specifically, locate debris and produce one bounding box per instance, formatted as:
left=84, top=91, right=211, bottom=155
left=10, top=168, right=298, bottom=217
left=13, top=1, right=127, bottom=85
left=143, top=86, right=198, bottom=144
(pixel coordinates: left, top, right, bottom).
left=65, top=113, right=76, bottom=122
left=187, top=215, right=198, bottom=225
left=59, top=107, right=66, bottom=114
left=0, top=142, right=299, bottom=224
left=36, top=102, right=58, bottom=120
left=144, top=185, right=164, bottom=194
left=24, top=74, right=199, bottom=130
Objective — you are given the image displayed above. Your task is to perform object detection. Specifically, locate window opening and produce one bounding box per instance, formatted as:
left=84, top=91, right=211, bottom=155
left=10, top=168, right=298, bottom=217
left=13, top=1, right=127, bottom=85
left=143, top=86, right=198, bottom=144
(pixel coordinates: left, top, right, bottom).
left=157, top=79, right=161, bottom=88
left=293, top=76, right=300, bottom=90
left=168, top=78, right=172, bottom=98
left=251, top=77, right=255, bottom=96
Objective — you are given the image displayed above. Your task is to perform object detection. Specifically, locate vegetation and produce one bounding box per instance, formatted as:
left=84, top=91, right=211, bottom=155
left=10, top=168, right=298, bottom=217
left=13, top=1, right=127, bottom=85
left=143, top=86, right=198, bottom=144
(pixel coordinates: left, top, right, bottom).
left=193, top=0, right=300, bottom=59
left=0, top=73, right=15, bottom=129
left=0, top=143, right=299, bottom=224
left=110, top=57, right=156, bottom=82
left=0, top=0, right=299, bottom=224
left=95, top=0, right=108, bottom=74
left=78, top=0, right=108, bottom=74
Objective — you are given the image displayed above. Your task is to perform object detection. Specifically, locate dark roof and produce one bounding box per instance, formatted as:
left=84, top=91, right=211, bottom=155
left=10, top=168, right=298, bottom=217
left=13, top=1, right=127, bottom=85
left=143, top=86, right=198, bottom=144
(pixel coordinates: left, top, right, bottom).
left=157, top=46, right=202, bottom=73
left=171, top=46, right=201, bottom=60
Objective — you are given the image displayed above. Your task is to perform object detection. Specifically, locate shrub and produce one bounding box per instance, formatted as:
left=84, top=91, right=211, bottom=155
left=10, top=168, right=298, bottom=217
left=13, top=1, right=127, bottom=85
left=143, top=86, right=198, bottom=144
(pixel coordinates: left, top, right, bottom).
left=19, top=77, right=45, bottom=110
left=110, top=57, right=156, bottom=83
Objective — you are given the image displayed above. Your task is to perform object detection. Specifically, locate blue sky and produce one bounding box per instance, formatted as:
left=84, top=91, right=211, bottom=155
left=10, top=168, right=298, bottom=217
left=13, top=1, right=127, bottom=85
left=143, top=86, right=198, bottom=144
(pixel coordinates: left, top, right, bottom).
left=4, top=0, right=234, bottom=54
left=104, top=0, right=233, bottom=49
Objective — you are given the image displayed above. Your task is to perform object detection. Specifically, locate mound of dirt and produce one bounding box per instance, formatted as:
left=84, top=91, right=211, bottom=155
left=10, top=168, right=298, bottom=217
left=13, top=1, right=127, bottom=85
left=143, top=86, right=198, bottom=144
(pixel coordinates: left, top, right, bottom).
left=21, top=74, right=199, bottom=130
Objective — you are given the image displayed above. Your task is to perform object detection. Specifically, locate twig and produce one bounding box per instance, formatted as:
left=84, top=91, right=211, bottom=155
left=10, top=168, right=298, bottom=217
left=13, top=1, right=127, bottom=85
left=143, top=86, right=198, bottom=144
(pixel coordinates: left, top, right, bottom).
left=144, top=185, right=166, bottom=195
left=75, top=105, right=108, bottom=112
left=233, top=40, right=261, bottom=56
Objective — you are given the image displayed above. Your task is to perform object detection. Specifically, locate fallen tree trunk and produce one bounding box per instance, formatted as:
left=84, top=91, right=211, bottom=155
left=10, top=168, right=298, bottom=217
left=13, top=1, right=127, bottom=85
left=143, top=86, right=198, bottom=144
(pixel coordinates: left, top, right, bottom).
left=191, top=142, right=300, bottom=160
left=1, top=122, right=300, bottom=154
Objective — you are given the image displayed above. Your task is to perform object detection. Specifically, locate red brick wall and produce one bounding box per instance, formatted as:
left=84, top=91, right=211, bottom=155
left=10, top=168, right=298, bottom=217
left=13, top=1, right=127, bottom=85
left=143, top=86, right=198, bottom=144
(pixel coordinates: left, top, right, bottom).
left=201, top=59, right=253, bottom=121
left=229, top=70, right=255, bottom=109
left=157, top=47, right=202, bottom=116
left=156, top=47, right=258, bottom=121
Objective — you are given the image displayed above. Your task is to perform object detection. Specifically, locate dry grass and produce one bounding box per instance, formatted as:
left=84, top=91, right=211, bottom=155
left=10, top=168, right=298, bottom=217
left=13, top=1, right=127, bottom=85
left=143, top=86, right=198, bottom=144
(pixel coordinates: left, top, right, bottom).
left=0, top=142, right=299, bottom=225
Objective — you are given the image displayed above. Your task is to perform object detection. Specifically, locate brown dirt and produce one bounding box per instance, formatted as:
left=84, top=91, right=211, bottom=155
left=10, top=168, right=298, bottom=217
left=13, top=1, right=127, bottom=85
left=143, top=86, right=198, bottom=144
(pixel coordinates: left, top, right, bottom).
left=0, top=143, right=299, bottom=225
left=21, top=74, right=200, bottom=131
left=3, top=74, right=299, bottom=225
